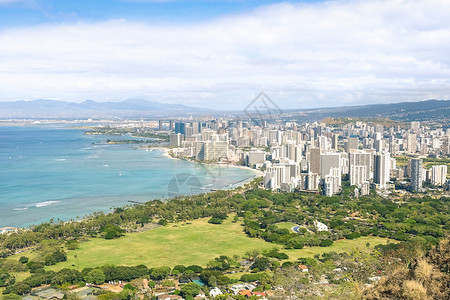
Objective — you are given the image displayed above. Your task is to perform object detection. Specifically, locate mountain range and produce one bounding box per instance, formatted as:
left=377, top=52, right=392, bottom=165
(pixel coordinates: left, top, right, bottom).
left=0, top=99, right=207, bottom=118
left=285, top=99, right=450, bottom=122
left=0, top=98, right=449, bottom=121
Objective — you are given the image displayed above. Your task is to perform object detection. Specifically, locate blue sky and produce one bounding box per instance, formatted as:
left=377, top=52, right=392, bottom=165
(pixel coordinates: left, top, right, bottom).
left=0, top=0, right=318, bottom=27
left=0, top=0, right=449, bottom=109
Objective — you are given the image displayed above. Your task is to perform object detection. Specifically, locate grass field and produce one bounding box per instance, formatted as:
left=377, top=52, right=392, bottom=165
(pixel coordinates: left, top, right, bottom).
left=274, top=222, right=298, bottom=231
left=48, top=218, right=277, bottom=270
left=41, top=218, right=393, bottom=271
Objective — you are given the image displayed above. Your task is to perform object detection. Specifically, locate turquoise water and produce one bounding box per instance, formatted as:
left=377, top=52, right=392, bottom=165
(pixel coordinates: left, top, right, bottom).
left=0, top=126, right=258, bottom=228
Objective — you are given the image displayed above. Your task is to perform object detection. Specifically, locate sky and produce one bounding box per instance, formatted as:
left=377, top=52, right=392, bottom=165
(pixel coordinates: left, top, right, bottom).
left=0, top=0, right=449, bottom=110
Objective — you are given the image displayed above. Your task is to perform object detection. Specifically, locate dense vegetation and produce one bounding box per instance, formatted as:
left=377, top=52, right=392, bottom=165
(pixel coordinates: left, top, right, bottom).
left=1, top=178, right=449, bottom=299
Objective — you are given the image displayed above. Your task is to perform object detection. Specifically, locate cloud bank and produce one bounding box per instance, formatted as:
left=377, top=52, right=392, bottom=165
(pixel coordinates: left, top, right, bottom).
left=0, top=0, right=449, bottom=109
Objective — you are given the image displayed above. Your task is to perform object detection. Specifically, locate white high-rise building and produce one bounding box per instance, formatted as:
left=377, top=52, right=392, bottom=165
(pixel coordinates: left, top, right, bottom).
left=323, top=168, right=341, bottom=196
left=349, top=150, right=373, bottom=185
left=431, top=165, right=447, bottom=186
left=264, top=164, right=290, bottom=190
left=194, top=140, right=229, bottom=161
left=350, top=165, right=367, bottom=187
left=320, top=152, right=341, bottom=180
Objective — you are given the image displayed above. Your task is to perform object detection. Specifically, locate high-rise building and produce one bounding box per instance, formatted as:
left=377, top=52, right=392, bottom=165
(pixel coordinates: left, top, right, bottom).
left=320, top=153, right=341, bottom=180
left=310, top=147, right=321, bottom=175
left=169, top=133, right=184, bottom=147
left=431, top=165, right=447, bottom=186
left=194, top=140, right=229, bottom=161
left=264, top=164, right=290, bottom=190
left=410, top=158, right=423, bottom=192
left=245, top=151, right=266, bottom=167
left=350, top=165, right=367, bottom=187
left=375, top=124, right=384, bottom=133
left=374, top=139, right=383, bottom=153
left=374, top=152, right=390, bottom=189
left=345, top=137, right=359, bottom=152
left=349, top=150, right=373, bottom=182
left=175, top=122, right=186, bottom=135
left=332, top=134, right=338, bottom=150
left=323, top=167, right=341, bottom=196
left=318, top=136, right=329, bottom=150
left=407, top=134, right=417, bottom=153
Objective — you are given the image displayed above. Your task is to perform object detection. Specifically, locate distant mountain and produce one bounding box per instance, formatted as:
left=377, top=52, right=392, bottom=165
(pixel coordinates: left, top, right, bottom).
left=0, top=99, right=210, bottom=118
left=284, top=99, right=450, bottom=122
left=1, top=98, right=449, bottom=121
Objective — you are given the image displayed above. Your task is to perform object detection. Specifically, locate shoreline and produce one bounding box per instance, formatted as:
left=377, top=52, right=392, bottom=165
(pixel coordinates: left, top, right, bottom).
left=159, top=147, right=264, bottom=176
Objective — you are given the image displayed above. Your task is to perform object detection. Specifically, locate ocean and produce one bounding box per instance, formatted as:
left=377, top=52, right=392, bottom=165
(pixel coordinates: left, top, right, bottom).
left=0, top=126, right=258, bottom=228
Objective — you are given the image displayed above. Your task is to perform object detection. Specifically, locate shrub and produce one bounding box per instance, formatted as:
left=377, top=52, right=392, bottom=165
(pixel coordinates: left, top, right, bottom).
left=19, top=256, right=29, bottom=264
left=346, top=232, right=361, bottom=240
left=240, top=273, right=261, bottom=282
left=66, top=240, right=79, bottom=250
left=208, top=217, right=223, bottom=224
left=0, top=270, right=15, bottom=287
left=158, top=219, right=168, bottom=226
left=263, top=250, right=289, bottom=260
left=320, top=240, right=333, bottom=247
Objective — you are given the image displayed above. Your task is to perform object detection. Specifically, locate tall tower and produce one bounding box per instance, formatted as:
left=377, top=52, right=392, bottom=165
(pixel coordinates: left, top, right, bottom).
left=374, top=152, right=390, bottom=189
left=332, top=134, right=338, bottom=150
left=410, top=158, right=423, bottom=192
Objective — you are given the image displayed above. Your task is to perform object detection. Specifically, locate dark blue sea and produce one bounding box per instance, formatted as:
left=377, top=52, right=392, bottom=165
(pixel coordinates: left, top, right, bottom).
left=0, top=126, right=257, bottom=228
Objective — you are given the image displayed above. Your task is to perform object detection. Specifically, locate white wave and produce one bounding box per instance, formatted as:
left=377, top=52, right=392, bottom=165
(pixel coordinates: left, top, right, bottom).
left=35, top=201, right=60, bottom=208
left=13, top=207, right=28, bottom=211
left=53, top=158, right=66, bottom=161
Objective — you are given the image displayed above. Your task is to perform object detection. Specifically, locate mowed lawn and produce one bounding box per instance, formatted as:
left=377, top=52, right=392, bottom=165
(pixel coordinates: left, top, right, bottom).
left=49, top=218, right=276, bottom=270
left=46, top=218, right=393, bottom=271
left=285, top=236, right=394, bottom=259
left=274, top=222, right=297, bottom=231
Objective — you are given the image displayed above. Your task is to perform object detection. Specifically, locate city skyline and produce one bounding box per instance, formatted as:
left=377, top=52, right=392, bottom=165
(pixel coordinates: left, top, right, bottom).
left=1, top=0, right=450, bottom=109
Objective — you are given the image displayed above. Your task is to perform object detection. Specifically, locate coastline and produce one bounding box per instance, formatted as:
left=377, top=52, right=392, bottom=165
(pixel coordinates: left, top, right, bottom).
left=158, top=147, right=264, bottom=176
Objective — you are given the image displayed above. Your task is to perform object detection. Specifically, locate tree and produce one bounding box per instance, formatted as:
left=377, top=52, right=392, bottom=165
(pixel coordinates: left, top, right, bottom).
left=252, top=257, right=271, bottom=271
left=150, top=266, right=170, bottom=280
left=19, top=256, right=28, bottom=264
left=66, top=240, right=79, bottom=250
left=180, top=282, right=201, bottom=298
left=0, top=270, right=15, bottom=287
left=7, top=283, right=31, bottom=295
left=186, top=265, right=203, bottom=273
left=85, top=269, right=106, bottom=285
left=320, top=240, right=333, bottom=247
left=1, top=294, right=21, bottom=300
left=172, top=265, right=186, bottom=274
left=26, top=261, right=44, bottom=273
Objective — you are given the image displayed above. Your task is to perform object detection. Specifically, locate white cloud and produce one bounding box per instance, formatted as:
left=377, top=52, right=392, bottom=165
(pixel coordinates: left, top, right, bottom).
left=0, top=0, right=449, bottom=109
